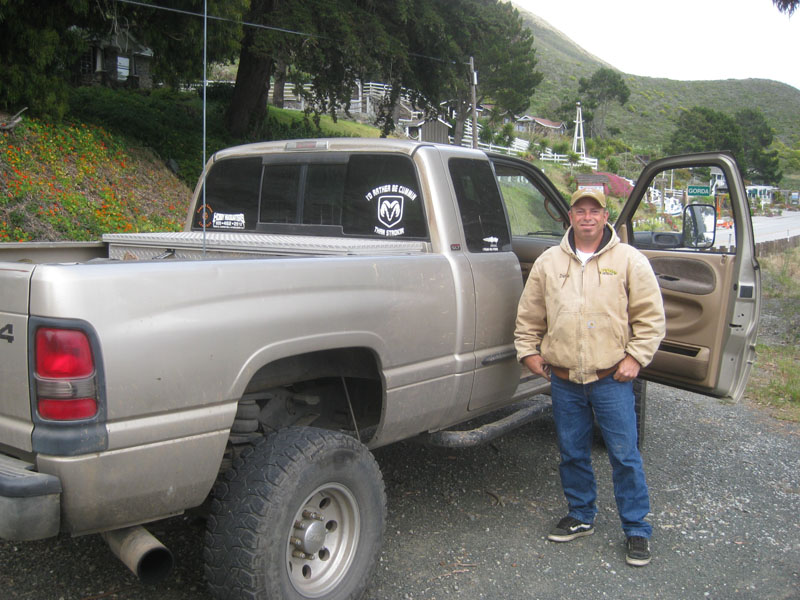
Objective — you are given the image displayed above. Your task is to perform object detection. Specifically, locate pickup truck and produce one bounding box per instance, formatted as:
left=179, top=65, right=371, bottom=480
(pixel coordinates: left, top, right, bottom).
left=0, top=139, right=760, bottom=599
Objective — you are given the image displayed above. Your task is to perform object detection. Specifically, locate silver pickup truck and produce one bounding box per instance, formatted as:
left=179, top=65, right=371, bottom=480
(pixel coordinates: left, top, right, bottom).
left=0, top=139, right=760, bottom=599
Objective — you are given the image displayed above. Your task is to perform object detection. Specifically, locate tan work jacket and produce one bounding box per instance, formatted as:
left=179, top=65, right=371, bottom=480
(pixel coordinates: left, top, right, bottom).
left=515, top=225, right=666, bottom=384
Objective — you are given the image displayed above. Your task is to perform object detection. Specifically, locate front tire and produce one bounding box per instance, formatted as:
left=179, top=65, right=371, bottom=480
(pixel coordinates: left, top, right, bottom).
left=204, top=427, right=386, bottom=600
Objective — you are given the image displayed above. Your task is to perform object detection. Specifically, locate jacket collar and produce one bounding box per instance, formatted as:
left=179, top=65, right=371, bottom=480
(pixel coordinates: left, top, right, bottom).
left=565, top=224, right=616, bottom=257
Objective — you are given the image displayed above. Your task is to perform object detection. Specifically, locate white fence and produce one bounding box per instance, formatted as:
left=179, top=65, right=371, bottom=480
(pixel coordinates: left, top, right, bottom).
left=538, top=148, right=598, bottom=169
left=278, top=81, right=418, bottom=117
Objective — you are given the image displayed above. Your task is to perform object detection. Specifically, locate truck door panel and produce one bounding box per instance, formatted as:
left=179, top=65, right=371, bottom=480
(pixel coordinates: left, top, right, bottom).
left=617, top=153, right=760, bottom=401
left=510, top=237, right=557, bottom=281
left=641, top=250, right=735, bottom=386
left=488, top=155, right=570, bottom=282
left=447, top=156, right=521, bottom=414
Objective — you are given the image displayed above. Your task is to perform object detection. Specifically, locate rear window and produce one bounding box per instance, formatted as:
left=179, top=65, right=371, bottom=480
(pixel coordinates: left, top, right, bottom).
left=193, top=153, right=427, bottom=240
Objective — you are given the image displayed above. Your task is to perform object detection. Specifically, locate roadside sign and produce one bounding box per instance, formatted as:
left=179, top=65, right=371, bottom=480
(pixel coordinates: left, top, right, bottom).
left=688, top=185, right=711, bottom=196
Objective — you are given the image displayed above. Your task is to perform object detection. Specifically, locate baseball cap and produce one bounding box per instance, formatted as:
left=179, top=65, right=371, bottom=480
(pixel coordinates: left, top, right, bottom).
left=570, top=188, right=607, bottom=208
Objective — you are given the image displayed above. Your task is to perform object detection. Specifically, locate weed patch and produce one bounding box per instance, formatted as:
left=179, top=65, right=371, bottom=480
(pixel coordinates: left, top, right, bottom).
left=750, top=344, right=800, bottom=421
left=747, top=246, right=800, bottom=421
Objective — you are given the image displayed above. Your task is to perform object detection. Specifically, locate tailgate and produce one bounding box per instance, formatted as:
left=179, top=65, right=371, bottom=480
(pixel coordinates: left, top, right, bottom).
left=0, top=263, right=35, bottom=452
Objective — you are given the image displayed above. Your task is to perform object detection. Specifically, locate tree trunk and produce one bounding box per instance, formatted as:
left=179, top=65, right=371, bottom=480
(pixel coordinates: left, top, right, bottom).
left=225, top=0, right=277, bottom=138
left=453, top=115, right=464, bottom=148
left=453, top=100, right=470, bottom=147
left=273, top=61, right=287, bottom=109
left=226, top=42, right=274, bottom=138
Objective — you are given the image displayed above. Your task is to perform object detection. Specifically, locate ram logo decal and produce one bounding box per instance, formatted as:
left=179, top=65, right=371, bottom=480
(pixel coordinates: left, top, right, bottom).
left=377, top=195, right=404, bottom=229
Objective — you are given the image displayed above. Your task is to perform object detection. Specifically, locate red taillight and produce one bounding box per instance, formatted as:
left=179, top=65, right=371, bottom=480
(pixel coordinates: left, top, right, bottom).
left=37, top=398, right=98, bottom=420
left=35, top=328, right=98, bottom=421
left=36, top=328, right=94, bottom=378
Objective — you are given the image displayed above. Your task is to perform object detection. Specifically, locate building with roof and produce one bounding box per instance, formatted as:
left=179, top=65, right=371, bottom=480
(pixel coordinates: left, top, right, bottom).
left=79, top=30, right=154, bottom=89
left=514, top=115, right=567, bottom=137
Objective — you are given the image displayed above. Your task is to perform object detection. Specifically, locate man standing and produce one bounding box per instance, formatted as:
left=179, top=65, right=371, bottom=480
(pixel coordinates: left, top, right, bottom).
left=515, top=188, right=665, bottom=566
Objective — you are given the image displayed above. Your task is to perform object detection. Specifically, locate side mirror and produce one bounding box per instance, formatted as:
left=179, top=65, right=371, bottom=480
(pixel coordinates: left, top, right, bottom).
left=682, top=204, right=716, bottom=248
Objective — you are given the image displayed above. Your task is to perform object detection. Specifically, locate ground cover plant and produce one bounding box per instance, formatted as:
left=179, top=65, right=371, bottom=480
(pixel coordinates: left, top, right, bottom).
left=1, top=119, right=189, bottom=241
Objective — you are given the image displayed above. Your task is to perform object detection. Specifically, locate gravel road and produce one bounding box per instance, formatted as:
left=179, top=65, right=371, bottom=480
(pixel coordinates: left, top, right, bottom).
left=3, top=382, right=797, bottom=600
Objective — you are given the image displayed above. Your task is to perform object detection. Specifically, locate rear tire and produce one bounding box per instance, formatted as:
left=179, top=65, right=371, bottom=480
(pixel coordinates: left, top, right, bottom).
left=204, top=427, right=386, bottom=600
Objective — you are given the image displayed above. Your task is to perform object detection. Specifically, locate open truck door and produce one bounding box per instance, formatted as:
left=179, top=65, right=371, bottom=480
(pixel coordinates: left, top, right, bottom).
left=616, top=152, right=761, bottom=402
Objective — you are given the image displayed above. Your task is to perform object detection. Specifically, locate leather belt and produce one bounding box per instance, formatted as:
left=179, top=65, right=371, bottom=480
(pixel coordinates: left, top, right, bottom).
left=550, top=365, right=617, bottom=381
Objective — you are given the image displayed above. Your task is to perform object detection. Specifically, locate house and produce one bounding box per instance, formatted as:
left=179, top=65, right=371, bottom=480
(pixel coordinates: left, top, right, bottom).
left=515, top=115, right=567, bottom=137
left=575, top=173, right=610, bottom=195
left=402, top=117, right=451, bottom=144
left=710, top=167, right=727, bottom=194
left=746, top=185, right=776, bottom=207
left=79, top=30, right=154, bottom=89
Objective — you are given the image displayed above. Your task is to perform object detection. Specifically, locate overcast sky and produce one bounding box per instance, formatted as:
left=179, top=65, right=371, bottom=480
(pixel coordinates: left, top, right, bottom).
left=511, top=0, right=800, bottom=91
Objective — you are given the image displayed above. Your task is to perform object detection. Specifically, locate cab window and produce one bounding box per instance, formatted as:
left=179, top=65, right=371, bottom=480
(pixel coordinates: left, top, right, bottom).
left=193, top=156, right=261, bottom=230
left=449, top=158, right=512, bottom=253
left=494, top=163, right=565, bottom=238
left=194, top=153, right=428, bottom=240
left=629, top=166, right=736, bottom=254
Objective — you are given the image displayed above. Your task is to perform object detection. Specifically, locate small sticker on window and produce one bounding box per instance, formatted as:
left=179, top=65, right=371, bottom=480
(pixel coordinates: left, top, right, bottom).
left=482, top=236, right=499, bottom=252
left=212, top=212, right=246, bottom=229
left=196, top=204, right=214, bottom=228
left=365, top=184, right=418, bottom=237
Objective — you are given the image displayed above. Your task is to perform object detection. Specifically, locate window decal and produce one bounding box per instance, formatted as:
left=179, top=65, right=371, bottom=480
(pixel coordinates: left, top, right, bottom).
left=212, top=212, right=246, bottom=229
left=365, top=184, right=418, bottom=237
left=482, top=236, right=499, bottom=252
left=196, top=204, right=213, bottom=228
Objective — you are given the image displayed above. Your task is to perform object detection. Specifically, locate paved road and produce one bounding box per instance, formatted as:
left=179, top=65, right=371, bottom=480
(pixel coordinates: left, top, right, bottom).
left=2, top=383, right=798, bottom=600
left=751, top=210, right=800, bottom=242
left=710, top=209, right=800, bottom=248
left=753, top=210, right=800, bottom=242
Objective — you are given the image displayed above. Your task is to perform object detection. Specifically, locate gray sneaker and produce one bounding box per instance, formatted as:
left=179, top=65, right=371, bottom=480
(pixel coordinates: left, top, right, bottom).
left=625, top=536, right=651, bottom=566
left=547, top=516, right=594, bottom=542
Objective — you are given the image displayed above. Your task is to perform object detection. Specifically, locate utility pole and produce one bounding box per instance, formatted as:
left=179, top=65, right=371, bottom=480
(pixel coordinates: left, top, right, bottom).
left=470, top=56, right=478, bottom=149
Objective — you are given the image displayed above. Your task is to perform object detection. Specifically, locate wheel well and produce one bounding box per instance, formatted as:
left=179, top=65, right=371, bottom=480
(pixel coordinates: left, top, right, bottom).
left=232, top=348, right=383, bottom=445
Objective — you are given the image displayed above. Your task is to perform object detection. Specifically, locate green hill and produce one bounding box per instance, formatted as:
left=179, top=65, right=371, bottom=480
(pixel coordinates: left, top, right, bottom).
left=517, top=7, right=800, bottom=156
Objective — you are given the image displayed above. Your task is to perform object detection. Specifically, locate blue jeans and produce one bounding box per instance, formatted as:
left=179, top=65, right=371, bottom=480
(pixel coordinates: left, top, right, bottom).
left=550, top=373, right=652, bottom=538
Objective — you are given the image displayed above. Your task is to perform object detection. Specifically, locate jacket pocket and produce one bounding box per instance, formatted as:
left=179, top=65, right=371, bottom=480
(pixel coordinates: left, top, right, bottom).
left=582, top=312, right=627, bottom=370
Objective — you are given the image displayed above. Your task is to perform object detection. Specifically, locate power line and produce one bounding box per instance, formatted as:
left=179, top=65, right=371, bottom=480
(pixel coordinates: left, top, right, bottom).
left=113, top=0, right=461, bottom=65
left=113, top=0, right=319, bottom=39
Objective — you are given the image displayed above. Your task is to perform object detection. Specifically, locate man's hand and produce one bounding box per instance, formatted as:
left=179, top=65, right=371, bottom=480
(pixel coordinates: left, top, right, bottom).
left=522, top=354, right=550, bottom=381
left=614, top=354, right=641, bottom=382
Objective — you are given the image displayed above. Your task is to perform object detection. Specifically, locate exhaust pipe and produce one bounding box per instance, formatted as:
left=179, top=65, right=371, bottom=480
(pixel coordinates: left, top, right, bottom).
left=102, top=525, right=174, bottom=584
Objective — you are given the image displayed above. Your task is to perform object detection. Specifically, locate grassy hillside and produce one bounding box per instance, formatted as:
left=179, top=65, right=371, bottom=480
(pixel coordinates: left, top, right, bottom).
left=606, top=77, right=800, bottom=152
left=516, top=6, right=800, bottom=157
left=1, top=89, right=382, bottom=242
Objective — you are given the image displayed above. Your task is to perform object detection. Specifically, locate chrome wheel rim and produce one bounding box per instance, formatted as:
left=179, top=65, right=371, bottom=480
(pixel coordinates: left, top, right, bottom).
left=286, top=483, right=360, bottom=597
